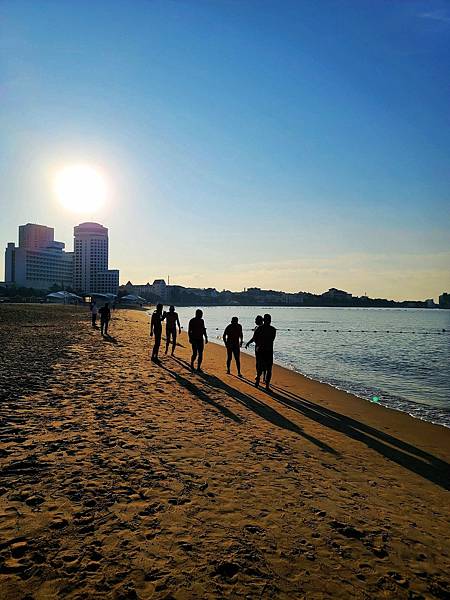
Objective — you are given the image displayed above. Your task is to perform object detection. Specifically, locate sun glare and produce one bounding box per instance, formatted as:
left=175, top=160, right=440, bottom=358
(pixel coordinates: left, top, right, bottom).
left=54, top=164, right=108, bottom=213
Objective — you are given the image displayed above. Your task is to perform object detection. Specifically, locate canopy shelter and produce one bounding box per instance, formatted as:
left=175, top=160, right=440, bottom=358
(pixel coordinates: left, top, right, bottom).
left=120, top=294, right=146, bottom=306
left=88, top=293, right=117, bottom=304
left=46, top=291, right=83, bottom=304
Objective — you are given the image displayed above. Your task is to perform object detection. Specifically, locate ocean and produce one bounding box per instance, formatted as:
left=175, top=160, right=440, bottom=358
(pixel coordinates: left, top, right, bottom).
left=169, top=306, right=450, bottom=428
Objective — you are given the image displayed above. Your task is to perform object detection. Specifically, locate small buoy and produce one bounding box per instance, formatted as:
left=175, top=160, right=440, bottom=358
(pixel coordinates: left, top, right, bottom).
left=324, top=329, right=327, bottom=332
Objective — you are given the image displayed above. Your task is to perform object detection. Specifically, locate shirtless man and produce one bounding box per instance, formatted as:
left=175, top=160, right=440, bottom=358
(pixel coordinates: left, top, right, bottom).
left=188, top=309, right=208, bottom=372
left=150, top=303, right=164, bottom=362
left=245, top=315, right=266, bottom=382
left=163, top=305, right=181, bottom=355
left=223, top=316, right=243, bottom=376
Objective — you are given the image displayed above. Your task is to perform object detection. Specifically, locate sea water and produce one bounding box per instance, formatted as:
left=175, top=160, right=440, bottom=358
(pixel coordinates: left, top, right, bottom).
left=170, top=306, right=450, bottom=428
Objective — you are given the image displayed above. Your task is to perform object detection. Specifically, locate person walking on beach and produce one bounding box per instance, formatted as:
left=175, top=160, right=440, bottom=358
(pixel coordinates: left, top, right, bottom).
left=188, top=309, right=208, bottom=372
left=90, top=300, right=98, bottom=328
left=150, top=303, right=164, bottom=362
left=162, top=305, right=181, bottom=356
left=99, top=303, right=111, bottom=337
left=245, top=315, right=266, bottom=383
left=223, top=316, right=243, bottom=376
left=254, top=313, right=276, bottom=390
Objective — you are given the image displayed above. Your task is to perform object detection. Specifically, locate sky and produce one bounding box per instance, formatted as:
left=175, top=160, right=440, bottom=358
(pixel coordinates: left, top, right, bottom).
left=1, top=0, right=449, bottom=300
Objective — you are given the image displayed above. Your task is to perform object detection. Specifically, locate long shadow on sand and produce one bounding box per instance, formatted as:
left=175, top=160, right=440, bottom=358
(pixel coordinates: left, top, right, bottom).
left=261, top=383, right=450, bottom=491
left=157, top=363, right=242, bottom=424
left=171, top=358, right=338, bottom=455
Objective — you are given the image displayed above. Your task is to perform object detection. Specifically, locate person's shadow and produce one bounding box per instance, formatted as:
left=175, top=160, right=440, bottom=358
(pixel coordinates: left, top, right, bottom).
left=263, top=384, right=450, bottom=491
left=170, top=357, right=338, bottom=455
left=102, top=334, right=118, bottom=344
left=157, top=362, right=242, bottom=424
left=172, top=358, right=450, bottom=490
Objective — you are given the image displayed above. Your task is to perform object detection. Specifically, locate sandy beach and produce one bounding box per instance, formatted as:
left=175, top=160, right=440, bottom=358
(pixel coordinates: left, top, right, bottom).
left=0, top=305, right=449, bottom=600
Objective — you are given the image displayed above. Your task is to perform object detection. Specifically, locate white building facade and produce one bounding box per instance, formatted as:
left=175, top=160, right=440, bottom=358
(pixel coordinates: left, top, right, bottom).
left=4, top=224, right=73, bottom=290
left=123, top=279, right=167, bottom=301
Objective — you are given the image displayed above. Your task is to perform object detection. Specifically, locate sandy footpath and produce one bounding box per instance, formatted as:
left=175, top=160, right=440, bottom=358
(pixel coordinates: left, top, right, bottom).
left=0, top=305, right=449, bottom=600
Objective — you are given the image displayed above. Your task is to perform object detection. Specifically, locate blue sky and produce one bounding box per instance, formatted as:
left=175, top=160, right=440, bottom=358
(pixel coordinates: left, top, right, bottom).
left=1, top=0, right=449, bottom=299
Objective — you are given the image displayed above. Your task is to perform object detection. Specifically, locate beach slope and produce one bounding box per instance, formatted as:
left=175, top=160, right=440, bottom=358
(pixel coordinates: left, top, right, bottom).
left=0, top=306, right=449, bottom=599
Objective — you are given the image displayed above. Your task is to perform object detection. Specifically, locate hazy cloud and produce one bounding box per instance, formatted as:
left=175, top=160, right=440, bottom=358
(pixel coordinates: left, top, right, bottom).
left=419, top=9, right=450, bottom=24
left=137, top=252, right=450, bottom=302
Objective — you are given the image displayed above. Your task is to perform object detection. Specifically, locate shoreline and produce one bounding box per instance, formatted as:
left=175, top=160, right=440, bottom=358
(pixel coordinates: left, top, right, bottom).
left=203, top=337, right=450, bottom=462
left=1, top=305, right=449, bottom=599
left=206, top=338, right=450, bottom=432
left=148, top=305, right=449, bottom=429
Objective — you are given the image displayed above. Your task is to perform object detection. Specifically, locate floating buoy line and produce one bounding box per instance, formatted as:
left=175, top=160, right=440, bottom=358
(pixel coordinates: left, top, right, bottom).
left=212, top=328, right=448, bottom=335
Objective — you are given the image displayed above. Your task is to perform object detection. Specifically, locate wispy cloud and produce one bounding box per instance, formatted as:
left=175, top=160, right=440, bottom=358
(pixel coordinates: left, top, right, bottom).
left=419, top=9, right=450, bottom=24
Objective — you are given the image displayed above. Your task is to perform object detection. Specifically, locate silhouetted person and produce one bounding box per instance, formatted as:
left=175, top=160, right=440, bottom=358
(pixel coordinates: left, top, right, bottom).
left=245, top=315, right=266, bottom=382
left=162, top=305, right=181, bottom=355
left=90, top=300, right=98, bottom=328
left=223, top=316, right=243, bottom=376
left=150, top=303, right=164, bottom=362
left=254, top=313, right=276, bottom=389
left=188, top=309, right=208, bottom=372
left=99, top=303, right=111, bottom=336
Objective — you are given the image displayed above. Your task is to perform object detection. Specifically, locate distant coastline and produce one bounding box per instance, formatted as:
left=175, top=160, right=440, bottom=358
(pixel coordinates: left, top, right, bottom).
left=1, top=282, right=449, bottom=309
left=121, top=282, right=449, bottom=309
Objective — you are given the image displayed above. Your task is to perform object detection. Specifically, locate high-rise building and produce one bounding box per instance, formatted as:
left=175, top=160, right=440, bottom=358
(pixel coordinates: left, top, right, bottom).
left=4, top=224, right=73, bottom=290
left=18, top=223, right=54, bottom=250
left=73, top=222, right=119, bottom=294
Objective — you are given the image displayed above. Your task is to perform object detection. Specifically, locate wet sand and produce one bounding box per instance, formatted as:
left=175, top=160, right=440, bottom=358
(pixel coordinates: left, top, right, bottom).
left=0, top=305, right=449, bottom=600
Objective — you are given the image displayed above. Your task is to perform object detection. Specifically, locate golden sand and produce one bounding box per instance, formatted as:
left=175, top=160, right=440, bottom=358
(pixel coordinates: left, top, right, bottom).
left=0, top=305, right=449, bottom=599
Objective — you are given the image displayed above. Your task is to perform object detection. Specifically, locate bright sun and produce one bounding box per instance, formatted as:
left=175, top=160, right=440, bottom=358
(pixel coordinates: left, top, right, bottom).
left=54, top=164, right=108, bottom=213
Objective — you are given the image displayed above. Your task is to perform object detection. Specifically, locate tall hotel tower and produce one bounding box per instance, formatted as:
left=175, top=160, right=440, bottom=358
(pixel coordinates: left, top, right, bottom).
left=73, top=222, right=119, bottom=295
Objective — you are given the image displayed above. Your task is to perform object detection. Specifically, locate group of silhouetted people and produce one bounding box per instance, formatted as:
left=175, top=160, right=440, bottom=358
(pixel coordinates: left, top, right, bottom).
left=88, top=301, right=276, bottom=388
left=149, top=306, right=276, bottom=389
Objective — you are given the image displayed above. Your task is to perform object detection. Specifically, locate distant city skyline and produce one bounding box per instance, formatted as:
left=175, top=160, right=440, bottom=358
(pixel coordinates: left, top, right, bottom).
left=1, top=1, right=449, bottom=300
left=2, top=220, right=448, bottom=303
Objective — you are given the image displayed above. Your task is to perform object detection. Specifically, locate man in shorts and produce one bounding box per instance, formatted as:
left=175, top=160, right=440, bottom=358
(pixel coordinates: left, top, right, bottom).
left=188, top=309, right=208, bottom=372
left=150, top=303, right=164, bottom=362
left=162, top=305, right=181, bottom=355
left=223, top=316, right=243, bottom=376
left=98, top=303, right=111, bottom=336
left=245, top=315, right=266, bottom=382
